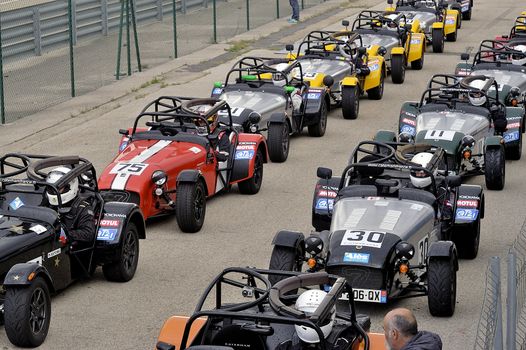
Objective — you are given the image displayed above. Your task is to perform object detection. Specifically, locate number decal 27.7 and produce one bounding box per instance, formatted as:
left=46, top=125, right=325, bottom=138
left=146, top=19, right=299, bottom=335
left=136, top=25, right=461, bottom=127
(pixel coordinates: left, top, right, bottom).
left=340, top=230, right=386, bottom=248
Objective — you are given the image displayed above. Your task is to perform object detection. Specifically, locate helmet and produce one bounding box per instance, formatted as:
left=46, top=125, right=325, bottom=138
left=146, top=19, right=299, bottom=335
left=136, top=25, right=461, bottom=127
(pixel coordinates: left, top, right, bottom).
left=294, top=290, right=335, bottom=343
left=273, top=63, right=291, bottom=87
left=511, top=45, right=526, bottom=66
left=410, top=152, right=434, bottom=188
left=190, top=104, right=218, bottom=134
left=384, top=15, right=399, bottom=31
left=468, top=79, right=487, bottom=106
left=46, top=166, right=79, bottom=206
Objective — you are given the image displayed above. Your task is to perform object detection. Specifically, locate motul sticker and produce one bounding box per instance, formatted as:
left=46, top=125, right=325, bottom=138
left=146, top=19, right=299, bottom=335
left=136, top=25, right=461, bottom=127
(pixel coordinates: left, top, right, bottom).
left=318, top=190, right=337, bottom=198
left=402, top=118, right=416, bottom=126
left=457, top=199, right=478, bottom=207
left=507, top=122, right=520, bottom=129
left=100, top=219, right=121, bottom=227
left=237, top=144, right=256, bottom=150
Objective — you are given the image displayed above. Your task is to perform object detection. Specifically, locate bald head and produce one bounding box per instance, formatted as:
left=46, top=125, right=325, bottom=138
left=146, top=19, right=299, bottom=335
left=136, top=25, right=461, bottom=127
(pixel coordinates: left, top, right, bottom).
left=383, top=308, right=418, bottom=350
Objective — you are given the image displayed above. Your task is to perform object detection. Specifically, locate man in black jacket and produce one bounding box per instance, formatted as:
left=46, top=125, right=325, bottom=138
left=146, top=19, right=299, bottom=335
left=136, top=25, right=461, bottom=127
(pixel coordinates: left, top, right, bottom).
left=383, top=308, right=442, bottom=350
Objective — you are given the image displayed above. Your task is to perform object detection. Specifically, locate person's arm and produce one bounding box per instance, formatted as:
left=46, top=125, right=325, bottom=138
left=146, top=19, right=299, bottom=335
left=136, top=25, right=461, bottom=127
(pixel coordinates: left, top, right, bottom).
left=68, top=204, right=96, bottom=243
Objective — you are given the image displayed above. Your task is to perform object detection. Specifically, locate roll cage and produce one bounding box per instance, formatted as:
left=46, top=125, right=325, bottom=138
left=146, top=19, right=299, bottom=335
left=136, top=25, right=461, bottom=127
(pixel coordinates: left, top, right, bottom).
left=508, top=16, right=526, bottom=39
left=352, top=11, right=406, bottom=40
left=295, top=30, right=364, bottom=61
left=223, top=57, right=305, bottom=88
left=395, top=0, right=444, bottom=13
left=178, top=267, right=370, bottom=350
left=470, top=40, right=526, bottom=69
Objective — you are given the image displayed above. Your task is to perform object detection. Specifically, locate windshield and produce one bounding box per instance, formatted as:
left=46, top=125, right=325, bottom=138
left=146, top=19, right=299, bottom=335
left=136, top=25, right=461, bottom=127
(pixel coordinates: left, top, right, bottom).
left=416, top=111, right=489, bottom=136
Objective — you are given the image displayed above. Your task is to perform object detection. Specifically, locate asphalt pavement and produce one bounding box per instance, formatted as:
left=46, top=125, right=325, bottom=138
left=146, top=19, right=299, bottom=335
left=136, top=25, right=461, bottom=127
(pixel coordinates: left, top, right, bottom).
left=0, top=0, right=525, bottom=348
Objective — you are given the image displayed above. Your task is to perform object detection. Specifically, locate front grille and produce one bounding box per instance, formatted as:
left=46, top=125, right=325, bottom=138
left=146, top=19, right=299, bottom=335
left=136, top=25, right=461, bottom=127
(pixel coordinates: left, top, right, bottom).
left=101, top=190, right=140, bottom=206
left=327, top=265, right=385, bottom=290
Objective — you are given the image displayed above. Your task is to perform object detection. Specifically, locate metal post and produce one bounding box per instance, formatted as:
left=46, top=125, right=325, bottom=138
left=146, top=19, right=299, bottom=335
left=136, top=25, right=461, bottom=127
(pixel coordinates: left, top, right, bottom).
left=33, top=9, right=42, bottom=56
left=276, top=0, right=280, bottom=18
left=126, top=0, right=131, bottom=76
left=67, top=0, right=76, bottom=97
left=301, top=0, right=304, bottom=10
left=507, top=252, right=517, bottom=350
left=494, top=256, right=504, bottom=350
left=129, top=0, right=142, bottom=72
left=156, top=0, right=162, bottom=20
left=101, top=0, right=108, bottom=35
left=172, top=0, right=178, bottom=58
left=0, top=13, right=5, bottom=124
left=246, top=0, right=250, bottom=31
left=116, top=0, right=125, bottom=79
left=71, top=0, right=77, bottom=46
left=212, top=0, right=217, bottom=43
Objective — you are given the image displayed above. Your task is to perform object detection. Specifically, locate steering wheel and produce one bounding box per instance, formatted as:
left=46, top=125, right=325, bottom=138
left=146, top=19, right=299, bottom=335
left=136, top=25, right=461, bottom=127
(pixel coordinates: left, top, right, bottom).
left=355, top=141, right=396, bottom=163
left=27, top=156, right=81, bottom=182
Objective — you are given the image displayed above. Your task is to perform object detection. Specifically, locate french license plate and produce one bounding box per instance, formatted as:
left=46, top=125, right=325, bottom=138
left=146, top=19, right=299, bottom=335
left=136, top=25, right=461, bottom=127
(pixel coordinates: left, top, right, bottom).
left=339, top=288, right=387, bottom=303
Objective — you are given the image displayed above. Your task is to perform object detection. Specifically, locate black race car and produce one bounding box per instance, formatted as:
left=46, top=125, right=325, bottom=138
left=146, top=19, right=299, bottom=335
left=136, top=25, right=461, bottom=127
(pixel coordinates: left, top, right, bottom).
left=0, top=154, right=145, bottom=347
left=269, top=141, right=485, bottom=317
left=156, top=267, right=387, bottom=350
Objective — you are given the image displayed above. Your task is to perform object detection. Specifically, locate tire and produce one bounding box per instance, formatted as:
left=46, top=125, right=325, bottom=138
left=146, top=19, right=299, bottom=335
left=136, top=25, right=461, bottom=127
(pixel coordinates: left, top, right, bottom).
left=451, top=219, right=480, bottom=259
left=175, top=181, right=207, bottom=232
left=238, top=149, right=264, bottom=194
left=268, top=246, right=302, bottom=286
left=427, top=258, right=456, bottom=317
left=342, top=86, right=359, bottom=119
left=446, top=28, right=457, bottom=42
left=484, top=147, right=505, bottom=190
left=103, top=223, right=139, bottom=282
left=367, top=70, right=384, bottom=100
left=267, top=122, right=290, bottom=163
left=308, top=99, right=328, bottom=137
left=4, top=277, right=51, bottom=347
left=432, top=28, right=444, bottom=53
left=410, top=47, right=425, bottom=70
left=462, top=7, right=472, bottom=20
left=505, top=132, right=522, bottom=160
left=391, top=55, right=405, bottom=84
left=456, top=13, right=462, bottom=29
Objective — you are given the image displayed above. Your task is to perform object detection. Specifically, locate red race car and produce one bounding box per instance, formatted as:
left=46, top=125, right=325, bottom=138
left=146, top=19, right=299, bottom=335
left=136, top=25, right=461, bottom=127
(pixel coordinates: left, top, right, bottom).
left=98, top=97, right=268, bottom=232
left=495, top=13, right=526, bottom=44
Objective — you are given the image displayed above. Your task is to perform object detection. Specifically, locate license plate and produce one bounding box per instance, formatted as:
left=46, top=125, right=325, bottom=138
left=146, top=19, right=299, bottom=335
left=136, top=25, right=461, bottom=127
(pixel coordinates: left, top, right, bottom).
left=339, top=288, right=387, bottom=303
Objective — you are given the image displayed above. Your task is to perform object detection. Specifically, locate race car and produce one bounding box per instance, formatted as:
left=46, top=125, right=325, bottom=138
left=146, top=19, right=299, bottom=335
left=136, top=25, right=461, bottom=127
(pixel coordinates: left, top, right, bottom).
left=442, top=0, right=473, bottom=22
left=385, top=0, right=460, bottom=53
left=395, top=74, right=521, bottom=191
left=270, top=141, right=479, bottom=316
left=351, top=10, right=426, bottom=84
left=156, top=267, right=387, bottom=350
left=0, top=153, right=145, bottom=347
left=286, top=28, right=386, bottom=119
left=98, top=97, right=268, bottom=233
left=212, top=57, right=328, bottom=162
left=495, top=13, right=526, bottom=44
left=455, top=40, right=526, bottom=133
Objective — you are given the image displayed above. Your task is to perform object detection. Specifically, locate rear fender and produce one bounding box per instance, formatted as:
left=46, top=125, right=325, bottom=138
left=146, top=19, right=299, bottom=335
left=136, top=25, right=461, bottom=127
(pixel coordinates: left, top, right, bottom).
left=406, top=33, right=425, bottom=63
left=363, top=57, right=384, bottom=92
left=398, top=102, right=419, bottom=137
left=97, top=201, right=146, bottom=253
left=312, top=177, right=341, bottom=231
left=157, top=316, right=208, bottom=350
left=272, top=230, right=305, bottom=250
left=3, top=263, right=55, bottom=292
left=231, top=134, right=268, bottom=183
left=303, top=88, right=327, bottom=120
left=503, top=107, right=523, bottom=146
left=428, top=241, right=458, bottom=271
left=454, top=184, right=484, bottom=224
left=444, top=11, right=458, bottom=34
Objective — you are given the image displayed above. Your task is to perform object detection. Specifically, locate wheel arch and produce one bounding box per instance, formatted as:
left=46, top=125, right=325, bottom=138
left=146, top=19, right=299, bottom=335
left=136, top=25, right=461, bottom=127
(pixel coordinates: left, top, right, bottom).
left=428, top=241, right=458, bottom=271
left=4, top=263, right=55, bottom=293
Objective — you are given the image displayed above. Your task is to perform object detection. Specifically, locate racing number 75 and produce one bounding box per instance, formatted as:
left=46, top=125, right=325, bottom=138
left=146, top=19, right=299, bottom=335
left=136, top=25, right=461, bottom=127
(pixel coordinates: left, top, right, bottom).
left=117, top=163, right=145, bottom=173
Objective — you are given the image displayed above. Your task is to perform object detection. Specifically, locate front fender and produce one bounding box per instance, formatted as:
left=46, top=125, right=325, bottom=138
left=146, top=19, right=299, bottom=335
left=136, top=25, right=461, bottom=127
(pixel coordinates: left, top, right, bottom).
left=432, top=22, right=444, bottom=30
left=485, top=135, right=504, bottom=150
left=390, top=47, right=405, bottom=56
left=455, top=62, right=472, bottom=76
left=272, top=230, right=305, bottom=249
left=374, top=130, right=397, bottom=143
left=428, top=241, right=458, bottom=271
left=3, top=263, right=55, bottom=292
left=341, top=76, right=359, bottom=87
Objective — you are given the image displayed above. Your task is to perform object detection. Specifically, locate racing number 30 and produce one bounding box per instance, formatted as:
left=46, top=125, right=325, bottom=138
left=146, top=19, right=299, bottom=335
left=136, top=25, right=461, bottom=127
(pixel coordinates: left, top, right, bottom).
left=341, top=230, right=385, bottom=248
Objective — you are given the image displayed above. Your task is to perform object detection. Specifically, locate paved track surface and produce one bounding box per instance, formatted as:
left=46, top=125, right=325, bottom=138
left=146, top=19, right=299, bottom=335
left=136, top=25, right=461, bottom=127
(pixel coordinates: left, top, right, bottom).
left=0, top=0, right=525, bottom=348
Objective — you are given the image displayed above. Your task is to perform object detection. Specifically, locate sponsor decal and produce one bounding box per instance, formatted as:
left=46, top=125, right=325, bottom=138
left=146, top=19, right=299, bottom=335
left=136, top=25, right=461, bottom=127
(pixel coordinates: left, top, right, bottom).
left=402, top=118, right=416, bottom=126
left=189, top=146, right=202, bottom=154
left=504, top=131, right=520, bottom=143
left=30, top=224, right=47, bottom=234
left=457, top=199, right=478, bottom=207
left=315, top=198, right=334, bottom=210
left=445, top=18, right=455, bottom=25
left=340, top=289, right=387, bottom=303
left=237, top=144, right=256, bottom=151
left=303, top=72, right=318, bottom=79
left=97, top=228, right=118, bottom=241
left=318, top=190, right=337, bottom=198
left=507, top=122, right=521, bottom=129
left=105, top=213, right=127, bottom=218
left=410, top=38, right=421, bottom=45
left=9, top=197, right=24, bottom=210
left=459, top=195, right=480, bottom=200
left=307, top=93, right=321, bottom=100
left=369, top=63, right=379, bottom=71
left=212, top=87, right=223, bottom=95
left=401, top=125, right=416, bottom=135
left=403, top=111, right=416, bottom=117
left=100, top=219, right=121, bottom=227
left=462, top=5, right=469, bottom=11
left=340, top=230, right=385, bottom=248
left=235, top=150, right=254, bottom=160
left=455, top=208, right=479, bottom=221
left=343, top=252, right=370, bottom=264
left=47, top=248, right=61, bottom=259
left=27, top=256, right=43, bottom=265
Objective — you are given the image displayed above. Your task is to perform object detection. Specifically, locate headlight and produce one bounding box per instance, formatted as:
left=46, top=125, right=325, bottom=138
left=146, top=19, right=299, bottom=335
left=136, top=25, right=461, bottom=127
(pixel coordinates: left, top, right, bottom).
left=152, top=170, right=167, bottom=186
left=395, top=241, right=415, bottom=260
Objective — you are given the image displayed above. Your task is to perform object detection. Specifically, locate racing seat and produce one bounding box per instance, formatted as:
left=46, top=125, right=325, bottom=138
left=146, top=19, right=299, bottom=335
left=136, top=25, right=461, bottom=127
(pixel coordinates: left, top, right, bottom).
left=398, top=187, right=437, bottom=211
left=339, top=185, right=378, bottom=198
left=211, top=324, right=267, bottom=350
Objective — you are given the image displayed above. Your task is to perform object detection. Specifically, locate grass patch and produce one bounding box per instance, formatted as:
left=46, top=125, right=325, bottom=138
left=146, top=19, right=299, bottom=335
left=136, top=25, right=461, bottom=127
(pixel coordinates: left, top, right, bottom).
left=225, top=40, right=254, bottom=53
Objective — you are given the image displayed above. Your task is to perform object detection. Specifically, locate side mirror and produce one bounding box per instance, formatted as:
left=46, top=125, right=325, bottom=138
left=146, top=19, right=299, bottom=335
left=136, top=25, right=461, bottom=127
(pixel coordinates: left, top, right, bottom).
left=460, top=53, right=470, bottom=61
left=446, top=175, right=462, bottom=188
left=317, top=167, right=332, bottom=179
left=377, top=46, right=387, bottom=56
left=342, top=20, right=350, bottom=27
left=248, top=112, right=261, bottom=125
left=285, top=44, right=294, bottom=51
left=322, top=75, right=334, bottom=87
left=119, top=129, right=129, bottom=136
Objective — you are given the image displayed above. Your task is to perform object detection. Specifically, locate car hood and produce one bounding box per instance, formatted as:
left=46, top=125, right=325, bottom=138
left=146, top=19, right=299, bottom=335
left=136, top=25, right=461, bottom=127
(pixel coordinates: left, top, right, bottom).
left=472, top=69, right=526, bottom=91
left=360, top=34, right=399, bottom=50
left=298, top=58, right=352, bottom=79
left=0, top=214, right=53, bottom=262
left=98, top=138, right=208, bottom=192
left=220, top=90, right=287, bottom=122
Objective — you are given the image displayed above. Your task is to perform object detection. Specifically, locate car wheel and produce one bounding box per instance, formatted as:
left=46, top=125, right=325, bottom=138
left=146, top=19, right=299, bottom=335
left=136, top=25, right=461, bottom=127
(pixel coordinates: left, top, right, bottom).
left=308, top=98, right=328, bottom=137
left=451, top=218, right=480, bottom=259
left=446, top=28, right=457, bottom=42
left=485, top=147, right=505, bottom=190
left=267, top=122, right=290, bottom=163
left=432, top=28, right=444, bottom=53
left=427, top=257, right=456, bottom=317
left=238, top=149, right=264, bottom=194
left=268, top=246, right=303, bottom=286
left=391, top=55, right=405, bottom=84
left=456, top=13, right=462, bottom=29
left=103, top=223, right=139, bottom=282
left=462, top=7, right=472, bottom=20
left=410, top=47, right=425, bottom=70
left=505, top=132, right=522, bottom=160
left=175, top=181, right=207, bottom=232
left=4, top=277, right=51, bottom=348
left=367, top=69, right=385, bottom=100
left=342, top=86, right=359, bottom=119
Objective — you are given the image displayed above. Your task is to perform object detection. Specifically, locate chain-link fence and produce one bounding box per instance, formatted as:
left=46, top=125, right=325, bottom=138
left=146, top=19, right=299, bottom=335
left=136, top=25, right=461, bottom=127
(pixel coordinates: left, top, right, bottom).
left=474, top=256, right=503, bottom=350
left=0, top=0, right=327, bottom=124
